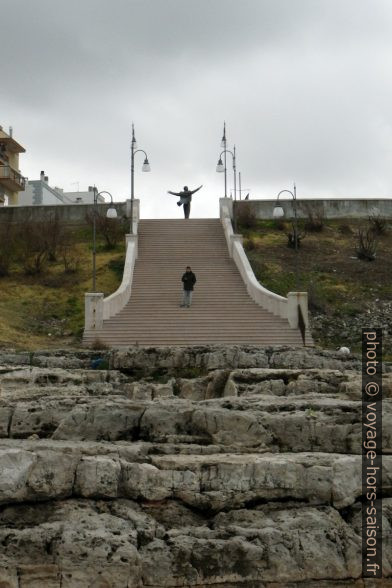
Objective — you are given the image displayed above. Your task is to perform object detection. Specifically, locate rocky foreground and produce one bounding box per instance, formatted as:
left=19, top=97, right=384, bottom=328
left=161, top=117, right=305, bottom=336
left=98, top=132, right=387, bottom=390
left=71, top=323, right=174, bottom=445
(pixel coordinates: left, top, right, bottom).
left=0, top=345, right=391, bottom=587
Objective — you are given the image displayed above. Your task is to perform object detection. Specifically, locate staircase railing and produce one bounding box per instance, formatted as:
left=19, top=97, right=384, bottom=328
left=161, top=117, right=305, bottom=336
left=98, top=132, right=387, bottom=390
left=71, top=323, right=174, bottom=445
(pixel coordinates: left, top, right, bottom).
left=220, top=197, right=309, bottom=339
left=84, top=199, right=140, bottom=332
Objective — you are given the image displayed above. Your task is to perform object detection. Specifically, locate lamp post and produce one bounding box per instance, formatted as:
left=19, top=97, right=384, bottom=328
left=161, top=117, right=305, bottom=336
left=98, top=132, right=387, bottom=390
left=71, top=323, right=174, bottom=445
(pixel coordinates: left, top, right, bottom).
left=216, top=145, right=237, bottom=201
left=130, top=123, right=150, bottom=233
left=92, top=188, right=117, bottom=292
left=217, top=145, right=237, bottom=231
left=220, top=122, right=227, bottom=198
left=273, top=183, right=299, bottom=290
left=238, top=172, right=250, bottom=200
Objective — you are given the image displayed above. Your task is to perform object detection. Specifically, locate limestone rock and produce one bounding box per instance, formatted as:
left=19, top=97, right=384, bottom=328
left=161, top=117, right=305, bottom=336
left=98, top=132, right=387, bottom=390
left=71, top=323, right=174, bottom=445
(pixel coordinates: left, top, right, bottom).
left=51, top=400, right=145, bottom=441
left=0, top=345, right=390, bottom=585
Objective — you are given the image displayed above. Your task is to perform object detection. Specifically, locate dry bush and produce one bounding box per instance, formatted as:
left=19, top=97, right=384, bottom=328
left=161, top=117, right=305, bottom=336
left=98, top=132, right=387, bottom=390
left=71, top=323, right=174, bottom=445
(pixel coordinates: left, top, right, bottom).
left=90, top=337, right=110, bottom=350
left=86, top=210, right=125, bottom=249
left=235, top=202, right=258, bottom=230
left=286, top=222, right=306, bottom=249
left=42, top=213, right=65, bottom=261
left=60, top=242, right=81, bottom=273
left=368, top=212, right=388, bottom=236
left=355, top=226, right=378, bottom=261
left=13, top=213, right=72, bottom=274
left=0, top=222, right=17, bottom=276
left=15, top=220, right=49, bottom=274
left=302, top=203, right=325, bottom=232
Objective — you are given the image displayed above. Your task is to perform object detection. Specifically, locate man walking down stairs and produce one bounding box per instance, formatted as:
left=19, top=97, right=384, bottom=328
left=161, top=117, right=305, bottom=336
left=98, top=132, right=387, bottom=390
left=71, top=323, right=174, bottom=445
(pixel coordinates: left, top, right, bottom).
left=180, top=266, right=196, bottom=308
left=84, top=218, right=311, bottom=347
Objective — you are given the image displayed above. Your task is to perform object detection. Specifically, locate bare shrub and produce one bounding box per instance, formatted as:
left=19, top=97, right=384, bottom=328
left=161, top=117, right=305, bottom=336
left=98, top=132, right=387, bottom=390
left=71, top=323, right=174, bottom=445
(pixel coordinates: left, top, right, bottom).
left=0, top=222, right=17, bottom=276
left=14, top=213, right=71, bottom=274
left=302, top=203, right=325, bottom=232
left=235, top=202, right=258, bottom=230
left=15, top=220, right=49, bottom=274
left=41, top=212, right=65, bottom=261
left=60, top=242, right=81, bottom=273
left=368, top=212, right=388, bottom=236
left=90, top=337, right=110, bottom=350
left=286, top=222, right=306, bottom=248
left=86, top=209, right=125, bottom=249
left=355, top=226, right=378, bottom=261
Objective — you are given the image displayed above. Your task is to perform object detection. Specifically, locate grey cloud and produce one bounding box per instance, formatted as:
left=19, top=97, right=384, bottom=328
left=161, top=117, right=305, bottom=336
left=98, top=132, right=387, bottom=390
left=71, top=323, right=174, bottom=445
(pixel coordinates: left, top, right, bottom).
left=2, top=0, right=392, bottom=217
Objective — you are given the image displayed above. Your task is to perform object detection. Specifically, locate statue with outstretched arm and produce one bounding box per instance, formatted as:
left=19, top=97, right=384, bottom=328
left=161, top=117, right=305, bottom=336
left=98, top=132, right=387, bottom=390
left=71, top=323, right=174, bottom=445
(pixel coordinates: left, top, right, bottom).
left=167, top=185, right=203, bottom=219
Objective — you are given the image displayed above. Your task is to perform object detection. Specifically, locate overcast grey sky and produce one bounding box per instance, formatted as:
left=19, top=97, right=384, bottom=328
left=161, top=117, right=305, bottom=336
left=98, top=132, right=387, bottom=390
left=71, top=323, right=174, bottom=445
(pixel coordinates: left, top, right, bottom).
left=1, top=0, right=392, bottom=217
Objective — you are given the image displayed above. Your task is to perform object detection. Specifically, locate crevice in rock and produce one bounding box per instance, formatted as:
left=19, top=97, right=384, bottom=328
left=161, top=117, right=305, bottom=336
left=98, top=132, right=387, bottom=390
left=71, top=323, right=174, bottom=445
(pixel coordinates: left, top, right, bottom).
left=135, top=406, right=148, bottom=441
left=242, top=495, right=312, bottom=509
left=172, top=378, right=181, bottom=397
left=7, top=406, right=15, bottom=438
left=337, top=504, right=359, bottom=524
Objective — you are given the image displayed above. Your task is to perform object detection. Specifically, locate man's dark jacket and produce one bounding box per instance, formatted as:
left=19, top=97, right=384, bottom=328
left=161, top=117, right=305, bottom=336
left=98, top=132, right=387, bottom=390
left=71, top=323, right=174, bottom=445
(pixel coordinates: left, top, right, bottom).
left=182, top=271, right=196, bottom=291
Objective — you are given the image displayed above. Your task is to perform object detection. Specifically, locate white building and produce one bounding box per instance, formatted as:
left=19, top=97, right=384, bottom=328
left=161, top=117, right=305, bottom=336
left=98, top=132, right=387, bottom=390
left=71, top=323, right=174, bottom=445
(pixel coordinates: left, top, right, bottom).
left=17, top=171, right=104, bottom=205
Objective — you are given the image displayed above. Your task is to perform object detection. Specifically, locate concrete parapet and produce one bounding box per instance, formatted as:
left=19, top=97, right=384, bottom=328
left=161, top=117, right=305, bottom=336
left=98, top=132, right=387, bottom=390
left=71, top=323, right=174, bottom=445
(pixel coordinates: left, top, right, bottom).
left=84, top=293, right=104, bottom=330
left=234, top=198, right=392, bottom=220
left=102, top=233, right=138, bottom=320
left=84, top=201, right=140, bottom=332
left=287, top=292, right=309, bottom=329
left=0, top=201, right=129, bottom=225
left=220, top=198, right=310, bottom=332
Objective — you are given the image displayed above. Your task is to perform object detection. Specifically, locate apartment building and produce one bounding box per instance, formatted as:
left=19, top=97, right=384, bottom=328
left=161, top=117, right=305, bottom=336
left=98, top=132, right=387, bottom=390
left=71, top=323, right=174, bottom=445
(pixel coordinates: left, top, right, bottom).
left=18, top=171, right=104, bottom=206
left=0, top=126, right=25, bottom=205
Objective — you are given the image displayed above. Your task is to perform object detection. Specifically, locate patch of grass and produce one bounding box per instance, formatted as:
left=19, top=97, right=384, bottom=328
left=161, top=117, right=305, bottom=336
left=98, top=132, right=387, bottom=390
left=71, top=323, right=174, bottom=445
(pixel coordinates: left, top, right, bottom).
left=108, top=256, right=126, bottom=281
left=0, top=225, right=127, bottom=350
left=242, top=218, right=392, bottom=352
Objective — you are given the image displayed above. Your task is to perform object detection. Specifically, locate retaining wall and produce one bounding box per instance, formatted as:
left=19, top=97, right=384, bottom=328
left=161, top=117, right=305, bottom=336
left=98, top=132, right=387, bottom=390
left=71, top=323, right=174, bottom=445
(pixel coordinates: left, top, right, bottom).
left=235, top=198, right=392, bottom=220
left=0, top=201, right=131, bottom=224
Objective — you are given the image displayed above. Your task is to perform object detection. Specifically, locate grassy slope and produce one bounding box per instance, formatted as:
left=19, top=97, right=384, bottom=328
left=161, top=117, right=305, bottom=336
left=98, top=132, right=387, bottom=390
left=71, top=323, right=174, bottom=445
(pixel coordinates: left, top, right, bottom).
left=0, top=226, right=125, bottom=350
left=240, top=218, right=392, bottom=354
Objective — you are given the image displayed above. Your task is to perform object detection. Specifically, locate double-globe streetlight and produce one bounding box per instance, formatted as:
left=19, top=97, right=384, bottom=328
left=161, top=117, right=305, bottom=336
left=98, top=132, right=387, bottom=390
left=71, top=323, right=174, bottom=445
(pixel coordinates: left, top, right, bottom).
left=217, top=142, right=237, bottom=231
left=131, top=123, right=150, bottom=233
left=216, top=145, right=237, bottom=199
left=92, top=188, right=117, bottom=292
left=273, top=183, right=299, bottom=291
left=216, top=148, right=237, bottom=201
left=220, top=122, right=228, bottom=198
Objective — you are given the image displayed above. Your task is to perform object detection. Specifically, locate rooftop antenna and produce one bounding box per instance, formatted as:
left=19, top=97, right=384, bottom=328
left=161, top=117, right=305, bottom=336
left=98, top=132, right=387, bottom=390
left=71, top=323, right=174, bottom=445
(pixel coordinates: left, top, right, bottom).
left=70, top=182, right=80, bottom=192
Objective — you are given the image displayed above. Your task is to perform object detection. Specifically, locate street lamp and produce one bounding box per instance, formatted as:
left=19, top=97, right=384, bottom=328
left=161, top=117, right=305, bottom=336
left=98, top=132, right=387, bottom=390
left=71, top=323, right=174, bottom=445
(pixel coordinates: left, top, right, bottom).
left=92, top=188, right=117, bottom=292
left=217, top=144, right=237, bottom=231
left=238, top=172, right=250, bottom=200
left=131, top=123, right=150, bottom=233
left=273, top=183, right=299, bottom=290
left=217, top=144, right=237, bottom=200
left=220, top=122, right=227, bottom=198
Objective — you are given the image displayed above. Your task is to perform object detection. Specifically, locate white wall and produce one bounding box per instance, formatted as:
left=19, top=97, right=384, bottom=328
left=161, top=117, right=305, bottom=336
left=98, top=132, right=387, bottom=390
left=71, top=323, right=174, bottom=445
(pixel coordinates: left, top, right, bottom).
left=42, top=185, right=65, bottom=205
left=17, top=184, right=34, bottom=206
left=62, top=190, right=98, bottom=204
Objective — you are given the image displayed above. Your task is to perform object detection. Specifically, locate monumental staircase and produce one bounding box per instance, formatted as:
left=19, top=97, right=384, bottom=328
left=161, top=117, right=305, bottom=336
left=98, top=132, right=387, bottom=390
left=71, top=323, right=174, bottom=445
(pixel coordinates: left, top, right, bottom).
left=84, top=206, right=312, bottom=347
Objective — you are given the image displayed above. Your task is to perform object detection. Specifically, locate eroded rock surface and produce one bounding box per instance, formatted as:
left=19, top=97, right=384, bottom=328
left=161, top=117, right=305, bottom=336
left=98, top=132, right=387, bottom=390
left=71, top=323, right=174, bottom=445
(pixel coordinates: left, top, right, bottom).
left=0, top=345, right=390, bottom=586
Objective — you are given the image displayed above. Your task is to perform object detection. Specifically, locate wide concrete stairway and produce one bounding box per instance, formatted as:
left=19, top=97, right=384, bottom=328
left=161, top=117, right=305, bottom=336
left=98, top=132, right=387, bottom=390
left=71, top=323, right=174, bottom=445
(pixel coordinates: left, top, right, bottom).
left=84, top=218, right=310, bottom=346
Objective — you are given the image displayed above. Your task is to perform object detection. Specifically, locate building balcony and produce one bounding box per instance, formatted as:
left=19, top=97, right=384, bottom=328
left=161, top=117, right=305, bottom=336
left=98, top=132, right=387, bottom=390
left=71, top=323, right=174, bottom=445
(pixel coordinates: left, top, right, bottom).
left=0, top=165, right=25, bottom=191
